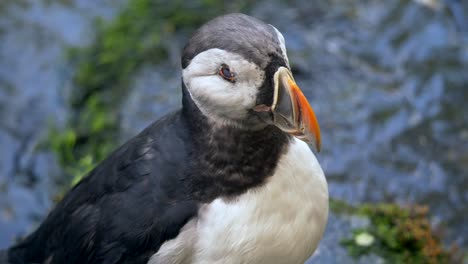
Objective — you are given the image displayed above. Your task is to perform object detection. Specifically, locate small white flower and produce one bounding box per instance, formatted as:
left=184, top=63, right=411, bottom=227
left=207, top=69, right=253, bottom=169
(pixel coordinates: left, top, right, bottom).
left=355, top=232, right=375, bottom=247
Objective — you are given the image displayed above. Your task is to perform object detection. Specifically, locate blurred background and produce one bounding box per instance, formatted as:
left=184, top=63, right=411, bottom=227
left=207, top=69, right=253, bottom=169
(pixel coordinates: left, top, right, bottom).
left=0, top=0, right=467, bottom=263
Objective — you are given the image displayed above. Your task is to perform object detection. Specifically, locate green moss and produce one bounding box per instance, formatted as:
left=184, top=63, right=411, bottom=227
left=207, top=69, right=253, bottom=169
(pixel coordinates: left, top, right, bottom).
left=335, top=200, right=458, bottom=263
left=48, top=0, right=255, bottom=186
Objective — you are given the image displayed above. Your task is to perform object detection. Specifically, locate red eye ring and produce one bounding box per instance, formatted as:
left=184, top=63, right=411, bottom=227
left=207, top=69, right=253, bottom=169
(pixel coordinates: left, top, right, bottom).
left=219, top=65, right=236, bottom=83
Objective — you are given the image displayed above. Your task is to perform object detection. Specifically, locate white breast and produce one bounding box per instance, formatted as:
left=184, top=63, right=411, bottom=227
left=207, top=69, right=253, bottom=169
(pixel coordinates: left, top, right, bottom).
left=149, top=138, right=329, bottom=264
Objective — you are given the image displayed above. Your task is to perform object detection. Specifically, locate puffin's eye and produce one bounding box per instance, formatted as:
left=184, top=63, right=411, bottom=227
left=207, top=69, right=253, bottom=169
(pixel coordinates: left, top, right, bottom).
left=219, top=64, right=236, bottom=83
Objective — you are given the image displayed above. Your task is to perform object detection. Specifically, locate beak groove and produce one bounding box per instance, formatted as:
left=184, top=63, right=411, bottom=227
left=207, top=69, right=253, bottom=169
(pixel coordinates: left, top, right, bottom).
left=271, top=67, right=322, bottom=152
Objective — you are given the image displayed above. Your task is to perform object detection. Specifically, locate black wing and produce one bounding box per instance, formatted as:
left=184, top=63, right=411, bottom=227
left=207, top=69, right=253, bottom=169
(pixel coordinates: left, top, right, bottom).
left=7, top=110, right=199, bottom=264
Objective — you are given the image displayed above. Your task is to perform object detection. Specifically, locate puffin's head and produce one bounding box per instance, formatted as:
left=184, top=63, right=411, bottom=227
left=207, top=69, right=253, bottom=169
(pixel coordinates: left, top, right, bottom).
left=182, top=13, right=321, bottom=152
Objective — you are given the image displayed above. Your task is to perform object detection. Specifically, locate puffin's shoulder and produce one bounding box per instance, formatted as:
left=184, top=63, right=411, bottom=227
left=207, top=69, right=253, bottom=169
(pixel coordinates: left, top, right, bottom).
left=8, top=109, right=199, bottom=264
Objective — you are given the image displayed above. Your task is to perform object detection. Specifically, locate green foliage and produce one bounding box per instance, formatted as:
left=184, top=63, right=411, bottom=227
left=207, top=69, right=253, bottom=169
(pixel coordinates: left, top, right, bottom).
left=48, top=96, right=115, bottom=185
left=339, top=201, right=456, bottom=263
left=49, top=0, right=254, bottom=186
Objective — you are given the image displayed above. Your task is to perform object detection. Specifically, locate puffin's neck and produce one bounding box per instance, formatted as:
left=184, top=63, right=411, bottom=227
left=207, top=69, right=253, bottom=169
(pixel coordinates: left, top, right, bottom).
left=181, top=82, right=291, bottom=202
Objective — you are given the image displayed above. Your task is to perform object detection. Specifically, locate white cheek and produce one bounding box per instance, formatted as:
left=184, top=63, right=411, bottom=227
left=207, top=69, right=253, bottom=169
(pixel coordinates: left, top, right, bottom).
left=188, top=76, right=246, bottom=110
left=183, top=48, right=264, bottom=122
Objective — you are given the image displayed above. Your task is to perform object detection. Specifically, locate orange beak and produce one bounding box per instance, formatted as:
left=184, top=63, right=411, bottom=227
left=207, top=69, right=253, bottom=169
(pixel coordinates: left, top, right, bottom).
left=271, top=67, right=321, bottom=152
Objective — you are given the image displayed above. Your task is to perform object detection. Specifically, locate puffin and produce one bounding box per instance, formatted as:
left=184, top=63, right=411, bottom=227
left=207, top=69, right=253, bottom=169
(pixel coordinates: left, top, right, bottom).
left=2, top=13, right=328, bottom=264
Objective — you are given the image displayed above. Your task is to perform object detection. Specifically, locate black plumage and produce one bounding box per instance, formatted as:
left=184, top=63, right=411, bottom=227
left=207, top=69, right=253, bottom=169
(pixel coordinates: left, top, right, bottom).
left=8, top=109, right=198, bottom=264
